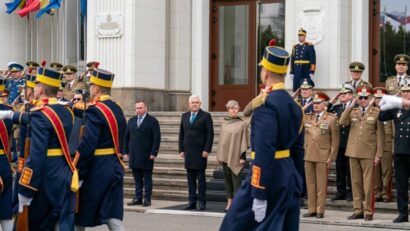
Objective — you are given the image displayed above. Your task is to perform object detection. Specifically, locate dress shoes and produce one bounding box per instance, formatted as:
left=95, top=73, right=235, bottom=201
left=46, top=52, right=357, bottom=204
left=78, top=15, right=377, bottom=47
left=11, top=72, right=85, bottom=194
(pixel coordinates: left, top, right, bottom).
left=347, top=213, right=364, bottom=220
left=331, top=194, right=345, bottom=201
left=375, top=197, right=383, bottom=202
left=316, top=213, right=324, bottom=218
left=364, top=214, right=373, bottom=221
left=127, top=199, right=142, bottom=206
left=393, top=215, right=408, bottom=223
left=346, top=193, right=353, bottom=201
left=303, top=212, right=317, bottom=218
left=183, top=203, right=197, bottom=210
left=198, top=204, right=206, bottom=211
left=142, top=200, right=151, bottom=207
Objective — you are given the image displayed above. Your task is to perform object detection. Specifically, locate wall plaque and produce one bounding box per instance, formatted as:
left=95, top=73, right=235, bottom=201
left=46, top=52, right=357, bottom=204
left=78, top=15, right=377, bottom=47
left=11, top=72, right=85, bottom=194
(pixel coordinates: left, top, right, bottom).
left=96, top=13, right=123, bottom=38
left=299, top=7, right=325, bottom=45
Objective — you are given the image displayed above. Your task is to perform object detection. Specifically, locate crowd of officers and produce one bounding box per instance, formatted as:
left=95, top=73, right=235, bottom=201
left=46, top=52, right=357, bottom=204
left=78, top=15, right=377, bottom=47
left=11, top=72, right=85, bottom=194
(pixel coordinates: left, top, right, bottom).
left=295, top=54, right=410, bottom=223
left=0, top=60, right=127, bottom=231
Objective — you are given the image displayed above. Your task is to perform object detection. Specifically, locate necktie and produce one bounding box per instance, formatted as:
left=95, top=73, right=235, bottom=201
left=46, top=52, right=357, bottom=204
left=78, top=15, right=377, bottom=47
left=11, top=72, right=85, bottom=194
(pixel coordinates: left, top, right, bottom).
left=316, top=114, right=320, bottom=122
left=342, top=103, right=346, bottom=111
left=399, top=76, right=402, bottom=86
left=190, top=113, right=196, bottom=125
left=137, top=116, right=142, bottom=127
left=353, top=81, right=357, bottom=89
left=362, top=107, right=366, bottom=116
left=302, top=99, right=306, bottom=106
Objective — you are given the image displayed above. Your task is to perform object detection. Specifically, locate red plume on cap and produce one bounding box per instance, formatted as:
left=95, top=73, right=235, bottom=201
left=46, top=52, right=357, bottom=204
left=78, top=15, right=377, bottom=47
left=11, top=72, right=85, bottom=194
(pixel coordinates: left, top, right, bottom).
left=268, top=39, right=276, bottom=47
left=41, top=60, right=47, bottom=67
left=95, top=62, right=100, bottom=68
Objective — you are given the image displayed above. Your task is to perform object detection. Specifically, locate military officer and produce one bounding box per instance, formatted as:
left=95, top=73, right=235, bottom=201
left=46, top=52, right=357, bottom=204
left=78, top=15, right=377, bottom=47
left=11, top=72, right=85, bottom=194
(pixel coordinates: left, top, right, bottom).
left=25, top=61, right=39, bottom=75
left=0, top=66, right=78, bottom=230
left=49, top=62, right=63, bottom=71
left=379, top=82, right=410, bottom=223
left=0, top=78, right=14, bottom=231
left=385, top=54, right=410, bottom=95
left=345, top=62, right=372, bottom=90
left=290, top=28, right=316, bottom=92
left=297, top=78, right=315, bottom=113
left=339, top=85, right=385, bottom=221
left=5, top=63, right=25, bottom=105
left=327, top=84, right=355, bottom=201
left=74, top=68, right=126, bottom=230
left=220, top=46, right=303, bottom=231
left=373, top=87, right=393, bottom=203
left=303, top=92, right=339, bottom=218
left=62, top=65, right=85, bottom=101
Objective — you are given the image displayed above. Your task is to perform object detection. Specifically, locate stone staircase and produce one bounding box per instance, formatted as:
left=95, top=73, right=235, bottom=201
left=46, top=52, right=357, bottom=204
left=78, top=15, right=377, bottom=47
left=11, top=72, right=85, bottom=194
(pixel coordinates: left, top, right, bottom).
left=123, top=111, right=402, bottom=213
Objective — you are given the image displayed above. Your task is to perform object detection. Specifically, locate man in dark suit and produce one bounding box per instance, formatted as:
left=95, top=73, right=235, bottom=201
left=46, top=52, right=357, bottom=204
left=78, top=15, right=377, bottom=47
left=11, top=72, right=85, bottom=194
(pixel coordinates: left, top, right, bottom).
left=124, top=100, right=161, bottom=207
left=179, top=95, right=214, bottom=210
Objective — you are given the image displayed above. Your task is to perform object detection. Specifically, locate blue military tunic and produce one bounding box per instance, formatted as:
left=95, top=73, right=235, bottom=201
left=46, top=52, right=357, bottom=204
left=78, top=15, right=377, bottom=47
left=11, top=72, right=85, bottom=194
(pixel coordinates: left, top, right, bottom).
left=16, top=98, right=75, bottom=231
left=290, top=42, right=316, bottom=91
left=220, top=83, right=304, bottom=231
left=5, top=78, right=25, bottom=104
left=75, top=95, right=126, bottom=227
left=0, top=103, right=13, bottom=220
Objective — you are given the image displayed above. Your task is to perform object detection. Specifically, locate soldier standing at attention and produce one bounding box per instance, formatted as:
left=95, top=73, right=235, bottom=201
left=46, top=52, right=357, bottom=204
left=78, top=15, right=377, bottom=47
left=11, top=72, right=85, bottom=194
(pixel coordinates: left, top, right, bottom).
left=345, top=62, right=372, bottom=90
left=327, top=84, right=355, bottom=201
left=339, top=85, right=385, bottom=221
left=290, top=28, right=316, bottom=92
left=385, top=54, right=410, bottom=95
left=74, top=69, right=127, bottom=231
left=373, top=87, right=393, bottom=203
left=220, top=46, right=304, bottom=231
left=303, top=92, right=339, bottom=218
left=62, top=65, right=85, bottom=101
left=379, top=82, right=410, bottom=223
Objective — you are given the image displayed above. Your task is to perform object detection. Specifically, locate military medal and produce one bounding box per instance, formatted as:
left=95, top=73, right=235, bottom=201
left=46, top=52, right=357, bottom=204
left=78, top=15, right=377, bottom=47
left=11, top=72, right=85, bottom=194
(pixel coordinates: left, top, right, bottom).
left=397, top=110, right=402, bottom=118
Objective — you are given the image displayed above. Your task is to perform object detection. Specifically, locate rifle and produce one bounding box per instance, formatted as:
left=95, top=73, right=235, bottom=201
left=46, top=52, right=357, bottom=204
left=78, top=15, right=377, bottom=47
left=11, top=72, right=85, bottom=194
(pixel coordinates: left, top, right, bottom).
left=15, top=65, right=36, bottom=231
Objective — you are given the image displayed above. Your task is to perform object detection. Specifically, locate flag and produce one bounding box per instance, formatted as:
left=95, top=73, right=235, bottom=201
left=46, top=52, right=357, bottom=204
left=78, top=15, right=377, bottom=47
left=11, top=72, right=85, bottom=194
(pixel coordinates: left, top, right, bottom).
left=380, top=11, right=385, bottom=27
left=5, top=0, right=26, bottom=14
left=80, top=0, right=86, bottom=17
left=17, top=0, right=48, bottom=17
left=36, top=0, right=62, bottom=18
left=386, top=11, right=407, bottom=25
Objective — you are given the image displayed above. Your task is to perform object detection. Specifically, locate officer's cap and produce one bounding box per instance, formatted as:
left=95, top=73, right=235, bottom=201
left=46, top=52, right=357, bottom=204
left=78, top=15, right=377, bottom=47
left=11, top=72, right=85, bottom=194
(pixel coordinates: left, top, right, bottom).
left=298, top=28, right=307, bottom=36
left=8, top=63, right=24, bottom=72
left=50, top=62, right=63, bottom=71
left=349, top=61, right=365, bottom=72
left=63, top=65, right=77, bottom=74
left=26, top=61, right=39, bottom=69
left=300, top=78, right=315, bottom=89
left=89, top=68, right=115, bottom=88
left=25, top=73, right=37, bottom=88
left=312, top=91, right=329, bottom=103
left=400, top=80, right=410, bottom=91
left=340, top=83, right=354, bottom=94
left=356, top=85, right=373, bottom=97
left=86, top=61, right=100, bottom=68
left=373, top=87, right=387, bottom=98
left=394, top=54, right=410, bottom=64
left=35, top=67, right=63, bottom=88
left=258, top=46, right=290, bottom=74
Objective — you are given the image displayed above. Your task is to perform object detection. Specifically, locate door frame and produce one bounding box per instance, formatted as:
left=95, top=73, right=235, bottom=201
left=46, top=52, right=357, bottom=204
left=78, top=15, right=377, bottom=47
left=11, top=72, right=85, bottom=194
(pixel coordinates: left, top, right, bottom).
left=369, top=0, right=382, bottom=87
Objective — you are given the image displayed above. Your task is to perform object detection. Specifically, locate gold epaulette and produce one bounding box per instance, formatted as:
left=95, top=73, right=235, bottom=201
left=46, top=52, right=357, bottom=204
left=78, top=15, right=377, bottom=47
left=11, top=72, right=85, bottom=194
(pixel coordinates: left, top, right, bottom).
left=326, top=112, right=337, bottom=117
left=30, top=105, right=44, bottom=112
left=251, top=93, right=268, bottom=110
left=386, top=76, right=395, bottom=81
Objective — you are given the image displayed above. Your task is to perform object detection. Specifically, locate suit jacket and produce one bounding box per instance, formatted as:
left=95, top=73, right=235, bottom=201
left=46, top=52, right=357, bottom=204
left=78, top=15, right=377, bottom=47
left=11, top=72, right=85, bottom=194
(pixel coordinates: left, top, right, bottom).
left=179, top=109, right=214, bottom=169
left=328, top=102, right=351, bottom=148
left=304, top=112, right=340, bottom=163
left=123, top=113, right=161, bottom=169
left=379, top=109, right=410, bottom=155
left=339, top=106, right=385, bottom=159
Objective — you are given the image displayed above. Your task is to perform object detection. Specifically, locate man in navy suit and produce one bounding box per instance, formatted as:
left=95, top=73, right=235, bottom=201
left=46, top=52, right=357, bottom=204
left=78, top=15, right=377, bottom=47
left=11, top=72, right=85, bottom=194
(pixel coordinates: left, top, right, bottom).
left=179, top=95, right=214, bottom=211
left=123, top=100, right=161, bottom=207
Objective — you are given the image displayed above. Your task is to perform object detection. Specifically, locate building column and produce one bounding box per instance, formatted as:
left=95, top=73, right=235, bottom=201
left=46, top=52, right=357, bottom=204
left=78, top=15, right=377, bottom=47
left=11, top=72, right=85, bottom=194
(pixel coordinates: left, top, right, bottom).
left=351, top=0, right=369, bottom=81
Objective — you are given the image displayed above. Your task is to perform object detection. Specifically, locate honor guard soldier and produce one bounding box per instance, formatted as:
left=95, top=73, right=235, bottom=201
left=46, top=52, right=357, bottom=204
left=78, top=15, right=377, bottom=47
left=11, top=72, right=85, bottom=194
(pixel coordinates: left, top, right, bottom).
left=290, top=28, right=316, bottom=92
left=49, top=62, right=63, bottom=72
left=220, top=46, right=304, bottom=231
left=62, top=65, right=85, bottom=101
left=25, top=61, right=39, bottom=75
left=339, top=85, right=385, bottom=221
left=385, top=54, right=410, bottom=95
left=303, top=92, right=339, bottom=218
left=379, top=81, right=410, bottom=223
left=327, top=84, right=355, bottom=201
left=0, top=78, right=14, bottom=231
left=0, top=66, right=79, bottom=230
left=373, top=87, right=393, bottom=203
left=74, top=69, right=127, bottom=230
left=345, top=62, right=372, bottom=90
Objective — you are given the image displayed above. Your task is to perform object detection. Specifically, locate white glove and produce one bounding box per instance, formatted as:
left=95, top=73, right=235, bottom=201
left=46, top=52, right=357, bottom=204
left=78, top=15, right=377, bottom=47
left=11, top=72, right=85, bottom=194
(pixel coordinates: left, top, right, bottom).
left=18, top=193, right=33, bottom=213
left=380, top=95, right=403, bottom=111
left=0, top=110, right=13, bottom=120
left=309, top=73, right=314, bottom=78
left=289, top=74, right=294, bottom=80
left=252, top=199, right=267, bottom=223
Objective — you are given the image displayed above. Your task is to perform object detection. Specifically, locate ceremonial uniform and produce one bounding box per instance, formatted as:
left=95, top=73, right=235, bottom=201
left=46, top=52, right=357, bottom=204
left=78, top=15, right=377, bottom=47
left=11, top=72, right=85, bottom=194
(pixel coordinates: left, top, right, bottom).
left=75, top=69, right=126, bottom=228
left=339, top=86, right=385, bottom=220
left=5, top=63, right=24, bottom=105
left=290, top=28, right=316, bottom=92
left=345, top=62, right=372, bottom=90
left=379, top=82, right=410, bottom=222
left=220, top=46, right=303, bottom=231
left=304, top=93, right=339, bottom=217
left=14, top=67, right=77, bottom=231
left=62, top=65, right=85, bottom=100
left=0, top=98, right=14, bottom=225
left=385, top=54, right=410, bottom=95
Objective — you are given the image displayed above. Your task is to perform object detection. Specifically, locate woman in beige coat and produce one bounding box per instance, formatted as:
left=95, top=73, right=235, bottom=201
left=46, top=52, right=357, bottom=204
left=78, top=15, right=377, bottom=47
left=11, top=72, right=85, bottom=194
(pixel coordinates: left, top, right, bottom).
left=216, top=100, right=249, bottom=211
